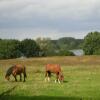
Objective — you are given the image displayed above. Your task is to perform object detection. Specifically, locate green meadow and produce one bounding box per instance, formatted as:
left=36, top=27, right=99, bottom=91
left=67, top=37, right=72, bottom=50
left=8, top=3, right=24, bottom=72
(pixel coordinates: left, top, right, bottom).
left=0, top=56, right=100, bottom=100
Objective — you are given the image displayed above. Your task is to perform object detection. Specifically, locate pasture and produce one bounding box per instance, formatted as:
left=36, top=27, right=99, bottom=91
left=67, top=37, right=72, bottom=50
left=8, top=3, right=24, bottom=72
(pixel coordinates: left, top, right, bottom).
left=0, top=56, right=100, bottom=100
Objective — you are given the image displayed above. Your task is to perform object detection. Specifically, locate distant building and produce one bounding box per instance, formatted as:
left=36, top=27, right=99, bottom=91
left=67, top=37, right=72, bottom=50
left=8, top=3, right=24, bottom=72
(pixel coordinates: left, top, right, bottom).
left=70, top=49, right=84, bottom=56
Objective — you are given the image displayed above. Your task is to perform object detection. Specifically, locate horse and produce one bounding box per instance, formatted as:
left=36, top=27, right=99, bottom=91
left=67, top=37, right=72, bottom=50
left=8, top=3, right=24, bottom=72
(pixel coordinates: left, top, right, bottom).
left=45, top=64, right=64, bottom=83
left=5, top=64, right=27, bottom=82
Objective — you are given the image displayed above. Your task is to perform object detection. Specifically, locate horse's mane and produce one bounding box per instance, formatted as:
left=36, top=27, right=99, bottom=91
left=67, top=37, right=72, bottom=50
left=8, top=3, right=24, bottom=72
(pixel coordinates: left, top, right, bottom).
left=6, top=65, right=15, bottom=76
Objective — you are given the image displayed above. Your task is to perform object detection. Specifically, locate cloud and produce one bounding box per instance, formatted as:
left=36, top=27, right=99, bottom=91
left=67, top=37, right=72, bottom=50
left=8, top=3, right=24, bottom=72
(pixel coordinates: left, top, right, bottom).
left=0, top=0, right=100, bottom=20
left=0, top=0, right=100, bottom=39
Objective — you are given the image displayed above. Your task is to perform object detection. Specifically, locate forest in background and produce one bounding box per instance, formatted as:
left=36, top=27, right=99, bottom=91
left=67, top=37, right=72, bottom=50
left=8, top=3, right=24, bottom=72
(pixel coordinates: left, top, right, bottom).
left=0, top=31, right=99, bottom=59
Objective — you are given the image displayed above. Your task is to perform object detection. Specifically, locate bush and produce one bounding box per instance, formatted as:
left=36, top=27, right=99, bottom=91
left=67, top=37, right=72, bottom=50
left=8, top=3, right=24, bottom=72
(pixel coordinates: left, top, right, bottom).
left=57, top=50, right=75, bottom=56
left=83, top=32, right=100, bottom=55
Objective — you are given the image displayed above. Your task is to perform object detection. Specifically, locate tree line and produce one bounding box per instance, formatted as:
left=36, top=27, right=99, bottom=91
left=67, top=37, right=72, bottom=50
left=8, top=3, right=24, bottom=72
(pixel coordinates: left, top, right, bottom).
left=0, top=31, right=99, bottom=59
left=0, top=37, right=82, bottom=59
left=0, top=39, right=40, bottom=59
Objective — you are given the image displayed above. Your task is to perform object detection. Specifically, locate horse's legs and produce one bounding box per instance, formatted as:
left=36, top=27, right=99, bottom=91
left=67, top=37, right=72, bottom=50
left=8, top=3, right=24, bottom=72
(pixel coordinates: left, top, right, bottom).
left=55, top=80, right=61, bottom=83
left=55, top=73, right=60, bottom=84
left=12, top=73, right=17, bottom=82
left=20, top=74, right=22, bottom=81
left=55, top=73, right=58, bottom=83
left=14, top=76, right=17, bottom=82
left=45, top=71, right=51, bottom=82
left=47, top=76, right=50, bottom=82
left=45, top=71, right=50, bottom=82
left=58, top=79, right=61, bottom=84
left=47, top=71, right=51, bottom=82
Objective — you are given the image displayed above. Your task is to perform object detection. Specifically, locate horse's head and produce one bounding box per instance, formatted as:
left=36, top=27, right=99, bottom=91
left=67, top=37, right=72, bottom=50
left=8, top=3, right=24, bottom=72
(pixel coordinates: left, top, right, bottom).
left=5, top=75, right=10, bottom=81
left=5, top=66, right=14, bottom=81
left=59, top=74, right=64, bottom=82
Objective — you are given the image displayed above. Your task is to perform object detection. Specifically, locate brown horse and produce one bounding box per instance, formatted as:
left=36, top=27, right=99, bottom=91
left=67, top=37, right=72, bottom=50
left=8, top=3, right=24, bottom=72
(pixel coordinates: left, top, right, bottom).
left=45, top=64, right=64, bottom=83
left=5, top=64, right=27, bottom=82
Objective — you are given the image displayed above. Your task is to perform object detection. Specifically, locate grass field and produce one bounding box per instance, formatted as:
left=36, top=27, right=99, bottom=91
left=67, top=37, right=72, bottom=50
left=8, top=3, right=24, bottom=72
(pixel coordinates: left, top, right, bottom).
left=0, top=56, right=100, bottom=100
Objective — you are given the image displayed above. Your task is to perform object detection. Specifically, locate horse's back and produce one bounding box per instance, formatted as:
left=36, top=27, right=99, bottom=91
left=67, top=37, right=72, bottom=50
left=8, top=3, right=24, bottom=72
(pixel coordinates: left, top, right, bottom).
left=15, top=64, right=25, bottom=68
left=46, top=64, right=61, bottom=73
left=13, top=64, right=25, bottom=74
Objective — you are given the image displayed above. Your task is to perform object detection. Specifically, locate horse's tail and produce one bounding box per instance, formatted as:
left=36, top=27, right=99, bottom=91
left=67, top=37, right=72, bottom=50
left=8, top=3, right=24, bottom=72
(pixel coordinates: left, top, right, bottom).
left=24, top=66, right=27, bottom=78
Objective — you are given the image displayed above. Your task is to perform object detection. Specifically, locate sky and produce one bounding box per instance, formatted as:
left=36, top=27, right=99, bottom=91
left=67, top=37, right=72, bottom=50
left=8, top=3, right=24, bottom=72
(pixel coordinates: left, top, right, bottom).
left=0, top=0, right=100, bottom=40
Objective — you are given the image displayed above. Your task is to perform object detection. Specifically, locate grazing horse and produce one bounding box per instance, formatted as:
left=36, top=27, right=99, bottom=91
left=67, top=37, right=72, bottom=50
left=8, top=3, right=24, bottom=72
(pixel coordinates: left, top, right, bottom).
left=5, top=64, right=27, bottom=82
left=45, top=64, right=64, bottom=83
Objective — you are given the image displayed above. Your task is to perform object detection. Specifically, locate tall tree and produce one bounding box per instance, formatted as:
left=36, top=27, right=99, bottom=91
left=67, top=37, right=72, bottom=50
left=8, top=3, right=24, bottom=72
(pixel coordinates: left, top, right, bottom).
left=0, top=39, right=21, bottom=59
left=36, top=37, right=51, bottom=56
left=83, top=32, right=100, bottom=55
left=20, top=39, right=40, bottom=57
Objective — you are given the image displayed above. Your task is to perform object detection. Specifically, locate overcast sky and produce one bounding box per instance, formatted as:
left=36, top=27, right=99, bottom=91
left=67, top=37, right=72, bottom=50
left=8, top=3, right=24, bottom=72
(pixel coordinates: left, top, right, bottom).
left=0, top=0, right=100, bottom=40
